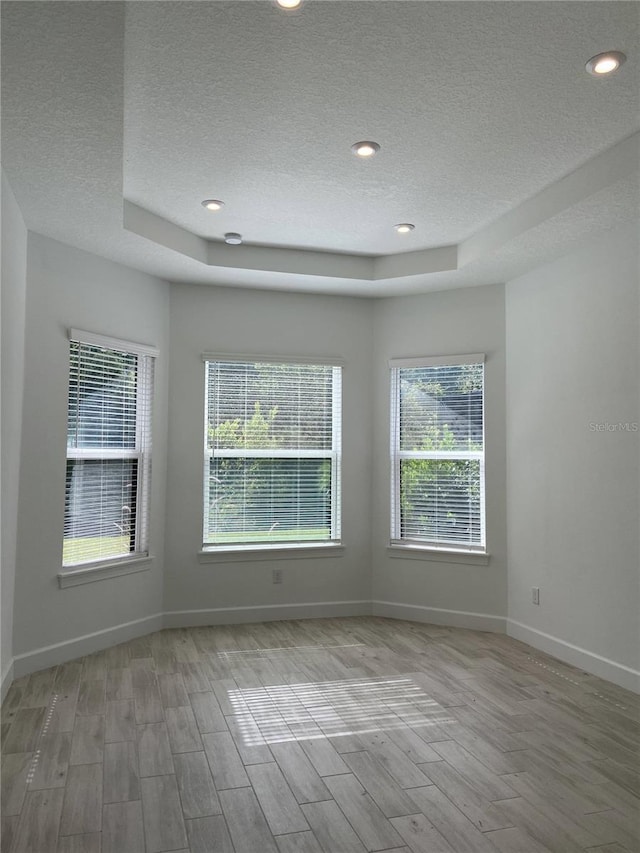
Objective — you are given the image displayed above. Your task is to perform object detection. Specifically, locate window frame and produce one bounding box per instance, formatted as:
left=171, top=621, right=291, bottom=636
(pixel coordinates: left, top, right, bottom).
left=201, top=353, right=343, bottom=554
left=60, top=329, right=158, bottom=580
left=389, top=353, right=487, bottom=555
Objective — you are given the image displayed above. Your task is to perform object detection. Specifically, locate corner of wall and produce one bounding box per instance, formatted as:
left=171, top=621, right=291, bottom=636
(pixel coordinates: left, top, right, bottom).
left=1, top=169, right=28, bottom=691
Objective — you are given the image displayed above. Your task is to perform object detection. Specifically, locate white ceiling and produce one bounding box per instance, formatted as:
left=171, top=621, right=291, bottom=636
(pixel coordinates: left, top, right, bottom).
left=2, top=1, right=638, bottom=296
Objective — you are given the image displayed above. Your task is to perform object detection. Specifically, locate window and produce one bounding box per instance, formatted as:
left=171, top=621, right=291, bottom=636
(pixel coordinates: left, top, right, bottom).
left=203, top=356, right=342, bottom=549
left=64, top=330, right=157, bottom=567
left=390, top=354, right=485, bottom=552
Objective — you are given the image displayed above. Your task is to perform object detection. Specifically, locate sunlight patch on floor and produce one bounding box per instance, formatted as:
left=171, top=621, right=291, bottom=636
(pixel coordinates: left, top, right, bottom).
left=227, top=676, right=453, bottom=745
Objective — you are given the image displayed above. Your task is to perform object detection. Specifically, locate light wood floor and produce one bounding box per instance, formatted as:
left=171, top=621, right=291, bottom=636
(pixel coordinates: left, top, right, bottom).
left=1, top=617, right=638, bottom=853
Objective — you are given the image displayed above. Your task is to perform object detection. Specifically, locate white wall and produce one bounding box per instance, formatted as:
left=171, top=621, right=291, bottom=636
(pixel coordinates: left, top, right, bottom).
left=164, top=284, right=373, bottom=620
left=5, top=222, right=638, bottom=693
left=506, top=224, right=639, bottom=688
left=12, top=233, right=170, bottom=669
left=1, top=171, right=28, bottom=690
left=371, top=285, right=507, bottom=628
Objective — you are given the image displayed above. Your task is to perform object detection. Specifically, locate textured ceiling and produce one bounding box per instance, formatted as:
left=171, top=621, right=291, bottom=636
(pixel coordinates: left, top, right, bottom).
left=1, top=1, right=639, bottom=296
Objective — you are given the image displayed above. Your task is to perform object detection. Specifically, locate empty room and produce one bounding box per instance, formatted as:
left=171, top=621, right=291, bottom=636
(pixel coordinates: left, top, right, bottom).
left=1, top=2, right=638, bottom=852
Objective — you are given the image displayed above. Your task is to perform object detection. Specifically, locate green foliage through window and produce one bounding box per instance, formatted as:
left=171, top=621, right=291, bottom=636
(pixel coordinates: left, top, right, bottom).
left=204, top=360, right=341, bottom=546
left=392, top=360, right=485, bottom=549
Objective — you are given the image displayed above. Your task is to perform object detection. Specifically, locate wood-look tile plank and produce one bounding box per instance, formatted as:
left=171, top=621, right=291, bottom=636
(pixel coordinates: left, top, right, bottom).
left=0, top=815, right=18, bottom=853
left=499, top=771, right=605, bottom=847
left=180, top=662, right=213, bottom=693
left=276, top=830, right=324, bottom=853
left=581, top=808, right=640, bottom=852
left=386, top=725, right=443, bottom=765
left=46, top=689, right=79, bottom=734
left=210, top=678, right=241, bottom=715
left=587, top=758, right=640, bottom=798
left=21, top=667, right=57, bottom=708
left=141, top=774, right=188, bottom=853
left=483, top=826, right=552, bottom=853
left=56, top=833, right=102, bottom=853
left=492, top=795, right=585, bottom=853
left=508, top=750, right=611, bottom=813
left=173, top=751, right=221, bottom=819
left=105, top=699, right=136, bottom=743
left=126, top=637, right=153, bottom=659
left=70, top=715, right=105, bottom=765
left=407, top=784, right=501, bottom=852
left=202, top=730, right=249, bottom=790
left=226, top=711, right=273, bottom=764
left=357, top=731, right=432, bottom=789
left=269, top=740, right=332, bottom=804
left=389, top=813, right=456, bottom=853
left=2, top=677, right=28, bottom=717
left=343, top=750, right=419, bottom=818
left=323, top=772, right=404, bottom=851
left=154, top=649, right=179, bottom=677
left=417, top=757, right=513, bottom=832
left=53, top=662, right=83, bottom=694
left=104, top=642, right=130, bottom=670
left=581, top=779, right=640, bottom=819
left=510, top=764, right=608, bottom=818
left=103, top=741, right=139, bottom=803
left=105, top=668, right=133, bottom=702
left=28, top=732, right=72, bottom=790
left=102, top=800, right=145, bottom=853
left=165, top=705, right=203, bottom=754
left=133, top=684, right=164, bottom=724
left=158, top=672, right=190, bottom=708
left=81, top=653, right=107, bottom=681
left=77, top=680, right=106, bottom=716
left=186, top=815, right=234, bottom=853
left=219, top=786, right=279, bottom=853
left=1, top=751, right=33, bottom=815
left=189, top=691, right=227, bottom=733
left=294, top=726, right=350, bottom=777
left=430, top=739, right=518, bottom=801
left=247, top=761, right=310, bottom=835
left=60, top=763, right=103, bottom=835
left=10, top=788, right=65, bottom=853
left=3, top=707, right=45, bottom=753
left=136, top=722, right=174, bottom=777
left=132, top=669, right=163, bottom=725
left=455, top=723, right=555, bottom=772
left=300, top=799, right=367, bottom=853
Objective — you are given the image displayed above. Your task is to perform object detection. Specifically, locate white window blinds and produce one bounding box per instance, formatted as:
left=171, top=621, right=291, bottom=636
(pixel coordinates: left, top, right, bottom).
left=64, top=331, right=156, bottom=566
left=390, top=356, right=485, bottom=551
left=203, top=358, right=342, bottom=547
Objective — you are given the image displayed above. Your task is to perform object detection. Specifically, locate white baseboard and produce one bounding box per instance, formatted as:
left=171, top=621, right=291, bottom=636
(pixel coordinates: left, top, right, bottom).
left=7, top=604, right=637, bottom=697
left=507, top=619, right=640, bottom=694
left=1, top=659, right=15, bottom=702
left=163, top=600, right=372, bottom=628
left=372, top=600, right=506, bottom=633
left=12, top=613, right=164, bottom=679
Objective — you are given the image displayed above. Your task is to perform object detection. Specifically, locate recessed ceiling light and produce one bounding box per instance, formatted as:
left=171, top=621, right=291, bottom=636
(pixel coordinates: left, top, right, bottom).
left=201, top=199, right=224, bottom=211
left=394, top=223, right=415, bottom=234
left=351, top=141, right=380, bottom=158
left=585, top=51, right=626, bottom=76
left=224, top=232, right=243, bottom=245
left=275, top=0, right=302, bottom=9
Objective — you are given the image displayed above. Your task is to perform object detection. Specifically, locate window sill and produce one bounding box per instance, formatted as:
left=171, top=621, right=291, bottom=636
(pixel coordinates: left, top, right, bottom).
left=58, top=555, right=154, bottom=588
left=198, top=543, right=345, bottom=564
left=387, top=545, right=490, bottom=566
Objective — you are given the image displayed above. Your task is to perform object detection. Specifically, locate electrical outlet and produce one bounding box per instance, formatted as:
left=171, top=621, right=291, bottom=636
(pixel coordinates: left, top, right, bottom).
left=272, top=568, right=283, bottom=584
left=532, top=587, right=540, bottom=605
